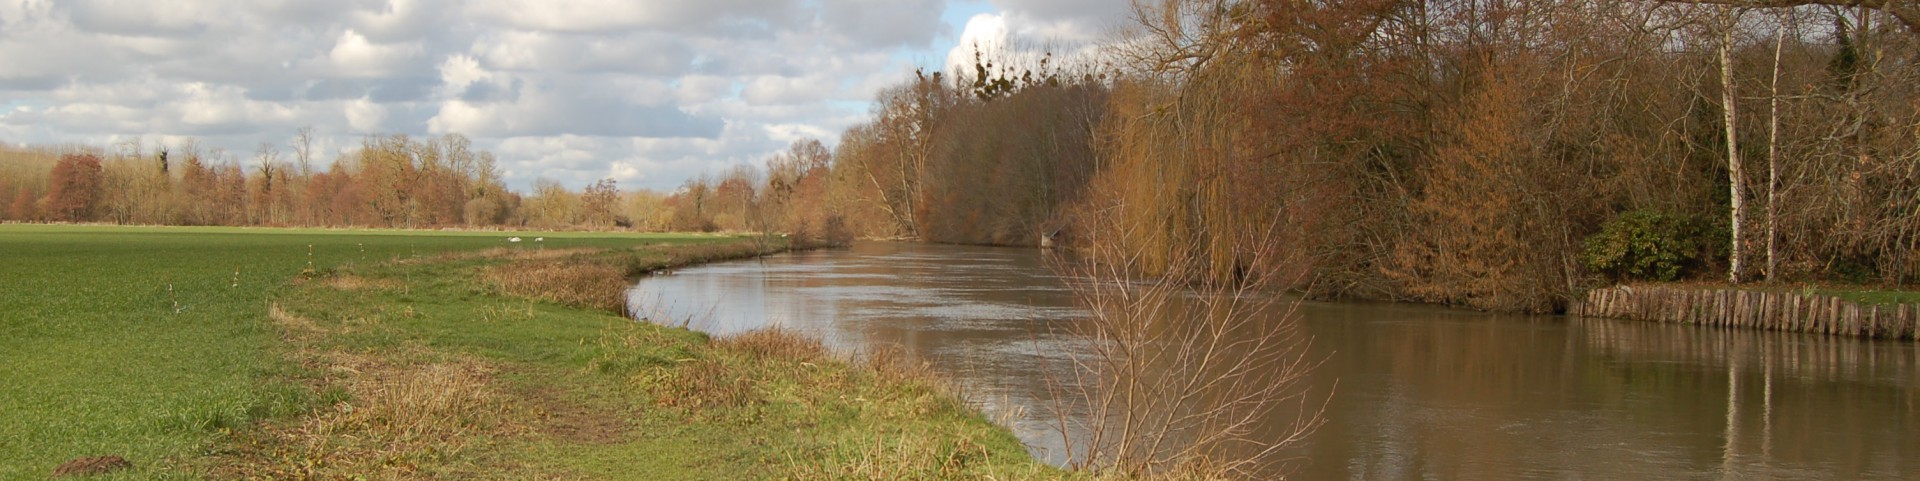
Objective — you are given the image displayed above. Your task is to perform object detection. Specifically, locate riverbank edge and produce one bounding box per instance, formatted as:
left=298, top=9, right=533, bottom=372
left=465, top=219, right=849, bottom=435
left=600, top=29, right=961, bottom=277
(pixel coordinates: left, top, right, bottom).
left=217, top=238, right=1063, bottom=479
left=1572, top=284, right=1920, bottom=341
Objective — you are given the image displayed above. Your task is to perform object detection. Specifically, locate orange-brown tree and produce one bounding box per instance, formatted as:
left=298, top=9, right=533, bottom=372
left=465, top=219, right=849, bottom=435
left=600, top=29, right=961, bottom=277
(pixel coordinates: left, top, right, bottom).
left=44, top=154, right=105, bottom=222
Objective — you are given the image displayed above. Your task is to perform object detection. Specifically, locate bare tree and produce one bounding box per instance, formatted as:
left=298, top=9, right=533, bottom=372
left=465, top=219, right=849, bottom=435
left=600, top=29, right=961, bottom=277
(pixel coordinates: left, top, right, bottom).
left=255, top=142, right=285, bottom=224
left=1047, top=203, right=1325, bottom=479
left=293, top=126, right=315, bottom=180
left=1654, top=0, right=1920, bottom=36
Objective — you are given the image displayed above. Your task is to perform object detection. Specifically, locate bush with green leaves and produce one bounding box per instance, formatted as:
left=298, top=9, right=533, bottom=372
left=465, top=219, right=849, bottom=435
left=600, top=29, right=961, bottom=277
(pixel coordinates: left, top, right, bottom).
left=1581, top=210, right=1722, bottom=282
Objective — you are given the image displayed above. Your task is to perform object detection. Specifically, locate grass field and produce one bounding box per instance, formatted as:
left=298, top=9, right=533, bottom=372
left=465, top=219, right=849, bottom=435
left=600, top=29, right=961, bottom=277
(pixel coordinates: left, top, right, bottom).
left=0, top=224, right=1055, bottom=479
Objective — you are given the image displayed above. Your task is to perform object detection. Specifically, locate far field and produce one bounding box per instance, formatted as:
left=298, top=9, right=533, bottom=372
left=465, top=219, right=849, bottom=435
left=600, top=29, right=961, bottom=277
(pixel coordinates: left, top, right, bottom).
left=0, top=224, right=1053, bottom=479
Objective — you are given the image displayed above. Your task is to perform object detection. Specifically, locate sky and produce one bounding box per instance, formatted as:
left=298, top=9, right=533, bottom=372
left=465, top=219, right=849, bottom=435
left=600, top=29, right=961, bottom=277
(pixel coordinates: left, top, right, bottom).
left=0, top=0, right=1134, bottom=192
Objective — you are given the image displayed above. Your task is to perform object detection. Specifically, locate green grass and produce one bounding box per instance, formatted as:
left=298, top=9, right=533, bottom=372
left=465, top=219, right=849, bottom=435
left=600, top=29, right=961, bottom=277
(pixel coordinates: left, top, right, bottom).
left=0, top=224, right=1057, bottom=479
left=1808, top=288, right=1920, bottom=306
left=0, top=224, right=739, bottom=479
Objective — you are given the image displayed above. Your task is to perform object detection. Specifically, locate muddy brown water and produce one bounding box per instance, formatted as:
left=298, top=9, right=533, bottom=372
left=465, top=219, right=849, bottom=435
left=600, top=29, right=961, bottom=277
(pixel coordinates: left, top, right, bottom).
left=628, top=242, right=1919, bottom=479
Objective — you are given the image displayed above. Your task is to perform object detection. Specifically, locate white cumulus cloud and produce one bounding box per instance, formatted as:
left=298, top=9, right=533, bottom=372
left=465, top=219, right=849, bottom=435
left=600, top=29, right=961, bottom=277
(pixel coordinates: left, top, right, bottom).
left=0, top=0, right=1117, bottom=191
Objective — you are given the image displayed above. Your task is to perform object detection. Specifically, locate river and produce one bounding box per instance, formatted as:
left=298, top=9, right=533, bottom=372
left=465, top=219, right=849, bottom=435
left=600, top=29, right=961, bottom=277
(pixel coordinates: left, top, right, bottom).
left=628, top=242, right=1919, bottom=479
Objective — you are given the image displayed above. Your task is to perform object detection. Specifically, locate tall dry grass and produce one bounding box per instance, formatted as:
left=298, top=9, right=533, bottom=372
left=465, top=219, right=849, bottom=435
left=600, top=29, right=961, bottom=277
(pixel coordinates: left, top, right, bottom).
left=216, top=356, right=518, bottom=479
left=486, top=259, right=630, bottom=313
left=221, top=306, right=524, bottom=480
left=482, top=241, right=781, bottom=315
left=696, top=329, right=1046, bottom=480
left=716, top=327, right=830, bottom=362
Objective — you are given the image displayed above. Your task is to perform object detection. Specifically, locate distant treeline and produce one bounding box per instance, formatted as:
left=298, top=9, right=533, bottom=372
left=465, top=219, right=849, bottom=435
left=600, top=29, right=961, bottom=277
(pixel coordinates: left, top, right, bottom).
left=0, top=134, right=850, bottom=245
left=3, top=134, right=522, bottom=229
left=820, top=0, right=1920, bottom=312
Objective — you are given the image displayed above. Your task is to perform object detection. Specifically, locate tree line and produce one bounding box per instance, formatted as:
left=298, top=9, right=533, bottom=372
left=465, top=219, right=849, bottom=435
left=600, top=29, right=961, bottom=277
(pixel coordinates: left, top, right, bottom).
left=823, top=0, right=1920, bottom=312
left=5, top=133, right=517, bottom=228
left=0, top=133, right=850, bottom=246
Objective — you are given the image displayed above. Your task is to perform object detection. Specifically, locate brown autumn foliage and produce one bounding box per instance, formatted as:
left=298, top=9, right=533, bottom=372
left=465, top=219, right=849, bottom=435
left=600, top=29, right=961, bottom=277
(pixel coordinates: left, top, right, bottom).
left=811, top=0, right=1919, bottom=312
left=45, top=154, right=104, bottom=222
left=1, top=109, right=846, bottom=243
left=919, top=83, right=1104, bottom=245
left=0, top=134, right=605, bottom=231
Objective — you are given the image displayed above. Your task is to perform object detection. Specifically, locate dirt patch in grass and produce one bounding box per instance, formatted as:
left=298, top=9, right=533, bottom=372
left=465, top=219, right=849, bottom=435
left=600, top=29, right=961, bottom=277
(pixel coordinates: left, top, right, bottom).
left=52, top=455, right=132, bottom=477
left=268, top=303, right=326, bottom=340
left=301, top=272, right=403, bottom=291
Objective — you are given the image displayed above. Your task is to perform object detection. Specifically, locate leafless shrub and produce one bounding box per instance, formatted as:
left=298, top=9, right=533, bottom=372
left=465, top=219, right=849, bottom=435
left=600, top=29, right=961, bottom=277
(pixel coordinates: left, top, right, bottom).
left=1048, top=206, right=1326, bottom=479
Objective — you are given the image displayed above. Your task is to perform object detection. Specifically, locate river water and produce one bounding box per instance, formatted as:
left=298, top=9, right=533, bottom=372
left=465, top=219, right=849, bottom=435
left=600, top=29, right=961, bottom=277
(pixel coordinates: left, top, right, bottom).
left=627, top=242, right=1919, bottom=479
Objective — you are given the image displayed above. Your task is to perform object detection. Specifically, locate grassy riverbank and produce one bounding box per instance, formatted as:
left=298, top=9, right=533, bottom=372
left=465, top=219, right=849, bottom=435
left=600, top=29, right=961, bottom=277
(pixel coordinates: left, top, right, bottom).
left=0, top=224, right=1056, bottom=479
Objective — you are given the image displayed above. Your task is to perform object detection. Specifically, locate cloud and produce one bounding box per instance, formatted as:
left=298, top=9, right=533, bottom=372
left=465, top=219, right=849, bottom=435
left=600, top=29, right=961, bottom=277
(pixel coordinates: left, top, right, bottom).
left=174, top=83, right=298, bottom=134
left=436, top=55, right=490, bottom=97
left=472, top=30, right=695, bottom=75
left=0, top=0, right=1124, bottom=192
left=349, top=0, right=445, bottom=42
left=742, top=74, right=842, bottom=106
left=989, top=0, right=1134, bottom=41
left=318, top=29, right=427, bottom=78
left=345, top=97, right=387, bottom=133
left=428, top=76, right=724, bottom=138
left=62, top=0, right=222, bottom=37
left=946, top=13, right=1011, bottom=73
left=943, top=2, right=1130, bottom=81
left=675, top=75, right=737, bottom=104
left=467, top=0, right=802, bottom=35
left=820, top=0, right=949, bottom=49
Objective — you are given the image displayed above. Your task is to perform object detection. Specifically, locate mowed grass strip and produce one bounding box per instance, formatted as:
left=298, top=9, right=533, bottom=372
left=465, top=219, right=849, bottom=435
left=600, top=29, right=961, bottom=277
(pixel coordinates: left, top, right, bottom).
left=3, top=224, right=1060, bottom=479
left=0, top=224, right=734, bottom=479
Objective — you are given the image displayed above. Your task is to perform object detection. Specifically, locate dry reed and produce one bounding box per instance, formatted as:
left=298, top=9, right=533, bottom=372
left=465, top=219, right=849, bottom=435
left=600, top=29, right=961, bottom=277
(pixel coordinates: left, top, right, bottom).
left=485, top=260, right=629, bottom=314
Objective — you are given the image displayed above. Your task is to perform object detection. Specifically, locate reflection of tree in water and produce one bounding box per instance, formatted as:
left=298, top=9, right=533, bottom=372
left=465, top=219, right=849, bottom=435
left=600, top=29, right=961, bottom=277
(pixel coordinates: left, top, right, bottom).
left=1579, top=319, right=1920, bottom=478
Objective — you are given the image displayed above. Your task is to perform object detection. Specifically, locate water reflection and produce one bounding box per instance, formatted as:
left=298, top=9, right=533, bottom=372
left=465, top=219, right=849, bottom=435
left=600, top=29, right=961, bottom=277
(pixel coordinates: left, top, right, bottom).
left=628, top=242, right=1920, bottom=479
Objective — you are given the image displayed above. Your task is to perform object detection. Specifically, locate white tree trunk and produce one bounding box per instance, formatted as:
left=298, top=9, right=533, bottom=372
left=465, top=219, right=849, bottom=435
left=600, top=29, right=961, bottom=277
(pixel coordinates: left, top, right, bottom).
left=1766, top=12, right=1787, bottom=283
left=1723, top=11, right=1746, bottom=284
